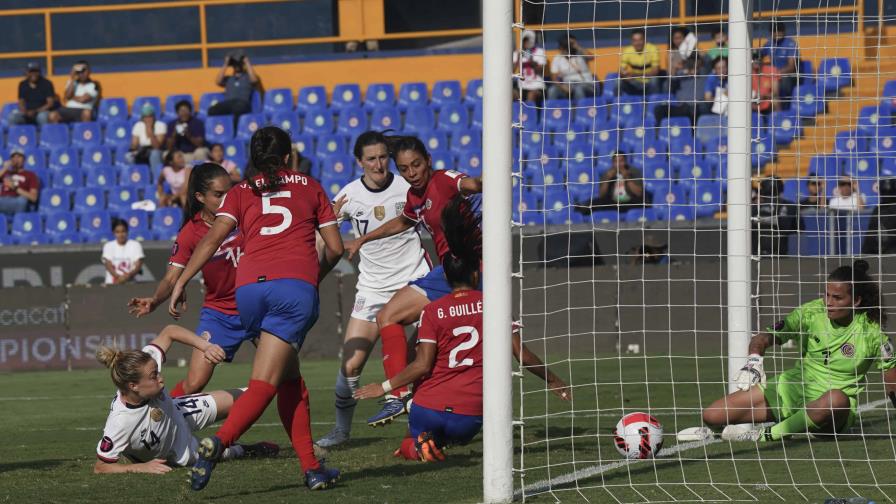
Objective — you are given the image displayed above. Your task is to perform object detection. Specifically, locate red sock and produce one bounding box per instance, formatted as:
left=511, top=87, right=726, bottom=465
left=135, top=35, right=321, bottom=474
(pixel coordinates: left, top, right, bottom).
left=277, top=377, right=320, bottom=472
left=380, top=323, right=408, bottom=396
left=216, top=379, right=276, bottom=447
left=395, top=435, right=417, bottom=461
left=170, top=380, right=187, bottom=398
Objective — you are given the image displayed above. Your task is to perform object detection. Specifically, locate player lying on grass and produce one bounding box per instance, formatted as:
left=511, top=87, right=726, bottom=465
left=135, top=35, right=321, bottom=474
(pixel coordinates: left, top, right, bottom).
left=354, top=195, right=571, bottom=462
left=680, top=260, right=896, bottom=442
left=94, top=324, right=278, bottom=474
left=128, top=163, right=245, bottom=398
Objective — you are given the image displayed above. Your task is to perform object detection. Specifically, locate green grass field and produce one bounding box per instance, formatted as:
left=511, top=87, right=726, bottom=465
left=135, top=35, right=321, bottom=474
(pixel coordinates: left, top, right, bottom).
left=2, top=355, right=896, bottom=504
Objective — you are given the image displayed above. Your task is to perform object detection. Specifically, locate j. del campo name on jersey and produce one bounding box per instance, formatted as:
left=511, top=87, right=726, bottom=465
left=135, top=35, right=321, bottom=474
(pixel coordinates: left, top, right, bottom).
left=244, top=174, right=309, bottom=188
left=436, top=300, right=483, bottom=319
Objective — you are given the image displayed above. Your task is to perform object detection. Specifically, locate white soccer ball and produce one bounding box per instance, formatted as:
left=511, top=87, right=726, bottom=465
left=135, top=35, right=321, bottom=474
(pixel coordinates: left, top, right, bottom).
left=613, top=412, right=663, bottom=459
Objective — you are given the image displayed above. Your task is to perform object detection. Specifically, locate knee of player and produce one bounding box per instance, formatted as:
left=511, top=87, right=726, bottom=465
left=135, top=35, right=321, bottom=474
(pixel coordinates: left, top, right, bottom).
left=341, top=362, right=363, bottom=378
left=375, top=310, right=394, bottom=328
left=701, top=407, right=723, bottom=426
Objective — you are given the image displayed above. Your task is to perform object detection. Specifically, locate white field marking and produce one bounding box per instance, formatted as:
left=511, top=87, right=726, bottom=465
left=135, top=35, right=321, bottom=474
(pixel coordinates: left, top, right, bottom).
left=515, top=398, right=892, bottom=499
left=0, top=387, right=337, bottom=401
left=20, top=418, right=410, bottom=432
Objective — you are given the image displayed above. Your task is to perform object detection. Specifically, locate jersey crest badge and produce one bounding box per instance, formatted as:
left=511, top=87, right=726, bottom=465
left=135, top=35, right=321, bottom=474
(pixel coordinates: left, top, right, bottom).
left=171, top=241, right=179, bottom=256
left=100, top=435, right=114, bottom=452
left=425, top=199, right=432, bottom=210
left=374, top=205, right=386, bottom=221
left=882, top=339, right=894, bottom=360
left=150, top=407, right=164, bottom=422
left=840, top=343, right=855, bottom=358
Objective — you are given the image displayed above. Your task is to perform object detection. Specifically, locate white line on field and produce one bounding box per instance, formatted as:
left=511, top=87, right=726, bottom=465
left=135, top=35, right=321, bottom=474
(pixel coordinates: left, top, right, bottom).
left=515, top=398, right=891, bottom=500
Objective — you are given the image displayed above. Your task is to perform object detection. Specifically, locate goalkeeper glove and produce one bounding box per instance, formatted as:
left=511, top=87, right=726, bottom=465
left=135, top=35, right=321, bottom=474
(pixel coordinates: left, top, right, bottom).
left=734, top=354, right=766, bottom=391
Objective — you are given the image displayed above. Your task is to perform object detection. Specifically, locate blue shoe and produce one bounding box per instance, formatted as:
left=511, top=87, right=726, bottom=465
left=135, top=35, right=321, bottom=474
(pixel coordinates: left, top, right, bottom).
left=190, top=436, right=223, bottom=491
left=305, top=464, right=340, bottom=490
left=366, top=396, right=409, bottom=427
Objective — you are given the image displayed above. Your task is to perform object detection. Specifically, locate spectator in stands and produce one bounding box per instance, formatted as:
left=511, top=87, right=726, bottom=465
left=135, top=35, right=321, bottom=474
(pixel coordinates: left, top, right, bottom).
left=706, top=27, right=729, bottom=63
left=128, top=104, right=166, bottom=171
left=208, top=143, right=241, bottom=183
left=760, top=21, right=799, bottom=101
left=102, top=218, right=144, bottom=285
left=208, top=50, right=261, bottom=124
left=752, top=176, right=799, bottom=255
left=703, top=57, right=729, bottom=117
left=653, top=55, right=719, bottom=125
left=513, top=30, right=547, bottom=103
left=10, top=62, right=55, bottom=126
left=547, top=35, right=599, bottom=100
left=799, top=176, right=826, bottom=210
left=619, top=28, right=662, bottom=95
left=862, top=177, right=896, bottom=254
left=165, top=100, right=208, bottom=164
left=49, top=61, right=101, bottom=123
left=0, top=151, right=39, bottom=216
left=667, top=26, right=699, bottom=79
left=829, top=174, right=865, bottom=212
left=752, top=50, right=780, bottom=113
left=157, top=150, right=189, bottom=208
left=588, top=153, right=646, bottom=211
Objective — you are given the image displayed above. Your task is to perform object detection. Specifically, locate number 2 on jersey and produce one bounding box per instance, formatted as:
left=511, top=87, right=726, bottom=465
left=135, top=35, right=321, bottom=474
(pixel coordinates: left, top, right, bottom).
left=449, top=325, right=480, bottom=368
left=261, top=191, right=292, bottom=235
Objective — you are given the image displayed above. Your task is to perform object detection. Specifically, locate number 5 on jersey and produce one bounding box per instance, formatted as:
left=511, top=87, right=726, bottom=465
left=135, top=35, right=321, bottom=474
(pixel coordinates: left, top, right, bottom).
left=449, top=326, right=480, bottom=368
left=261, top=191, right=291, bottom=235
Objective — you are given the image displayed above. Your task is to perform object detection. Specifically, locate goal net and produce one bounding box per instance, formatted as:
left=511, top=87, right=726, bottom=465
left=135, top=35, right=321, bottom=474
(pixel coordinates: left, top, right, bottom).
left=497, top=0, right=896, bottom=502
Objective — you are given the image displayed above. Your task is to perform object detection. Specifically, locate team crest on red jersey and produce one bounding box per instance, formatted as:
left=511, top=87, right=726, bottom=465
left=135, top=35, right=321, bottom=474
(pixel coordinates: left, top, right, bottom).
left=840, top=343, right=855, bottom=358
left=100, top=436, right=114, bottom=452
left=171, top=241, right=179, bottom=256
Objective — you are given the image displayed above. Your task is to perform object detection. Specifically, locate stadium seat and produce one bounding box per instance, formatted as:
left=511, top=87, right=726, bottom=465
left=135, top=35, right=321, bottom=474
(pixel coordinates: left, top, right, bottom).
left=566, top=160, right=597, bottom=204
left=404, top=104, right=436, bottom=134
left=39, top=123, right=69, bottom=150
left=464, top=79, right=484, bottom=106
left=320, top=156, right=355, bottom=198
left=71, top=122, right=102, bottom=150
left=610, top=101, right=646, bottom=129
left=620, top=126, right=660, bottom=157
left=51, top=168, right=84, bottom=189
left=573, top=97, right=609, bottom=132
left=163, top=93, right=194, bottom=122
left=236, top=113, right=264, bottom=142
left=50, top=147, right=80, bottom=170
left=472, top=102, right=484, bottom=129
left=205, top=116, right=234, bottom=144
left=431, top=80, right=463, bottom=111
left=73, top=187, right=106, bottom=212
left=11, top=212, right=42, bottom=240
left=103, top=119, right=131, bottom=149
left=653, top=203, right=697, bottom=222
left=429, top=150, right=453, bottom=171
left=84, top=165, right=117, bottom=188
left=602, top=72, right=619, bottom=99
left=263, top=88, right=294, bottom=117
left=521, top=156, right=561, bottom=187
left=751, top=136, right=775, bottom=168
left=152, top=207, right=181, bottom=240
left=7, top=124, right=37, bottom=149
left=81, top=145, right=112, bottom=169
left=269, top=110, right=301, bottom=138
left=542, top=99, right=572, bottom=132
left=336, top=106, right=368, bottom=138
left=770, top=110, right=801, bottom=147
left=249, top=91, right=262, bottom=114
left=593, top=129, right=619, bottom=156
left=303, top=107, right=334, bottom=135
left=658, top=117, right=692, bottom=145
left=78, top=209, right=111, bottom=235
left=858, top=105, right=893, bottom=135
left=32, top=168, right=49, bottom=190
left=437, top=102, right=469, bottom=132
left=198, top=92, right=226, bottom=119
left=332, top=83, right=362, bottom=111
left=694, top=114, right=726, bottom=146
left=843, top=156, right=878, bottom=180
left=122, top=164, right=152, bottom=186
left=453, top=127, right=482, bottom=153
left=808, top=154, right=841, bottom=179
left=45, top=212, right=77, bottom=236
left=97, top=97, right=128, bottom=125
left=120, top=209, right=150, bottom=234
left=23, top=147, right=46, bottom=171
left=834, top=130, right=868, bottom=155
left=818, top=58, right=851, bottom=94
left=0, top=102, right=17, bottom=128
left=520, top=130, right=550, bottom=159
left=514, top=190, right=541, bottom=225
left=39, top=188, right=71, bottom=214
left=131, top=96, right=161, bottom=119
left=541, top=186, right=580, bottom=225
left=690, top=180, right=724, bottom=217
left=107, top=186, right=140, bottom=211
left=793, top=84, right=824, bottom=117
left=370, top=105, right=401, bottom=131
left=50, top=231, right=82, bottom=244
left=398, top=82, right=428, bottom=111
left=364, top=83, right=396, bottom=111
left=292, top=133, right=314, bottom=158
left=623, top=207, right=653, bottom=223
left=456, top=149, right=483, bottom=178
left=419, top=130, right=450, bottom=153
left=875, top=128, right=896, bottom=154
left=297, top=86, right=328, bottom=115
left=315, top=134, right=348, bottom=159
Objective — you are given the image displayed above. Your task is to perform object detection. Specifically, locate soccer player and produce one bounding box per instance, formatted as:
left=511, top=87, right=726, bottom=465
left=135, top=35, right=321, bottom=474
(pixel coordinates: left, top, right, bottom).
left=683, top=260, right=896, bottom=442
left=93, top=324, right=277, bottom=474
left=128, top=163, right=243, bottom=397
left=316, top=131, right=431, bottom=449
left=168, top=126, right=343, bottom=491
left=344, top=134, right=483, bottom=427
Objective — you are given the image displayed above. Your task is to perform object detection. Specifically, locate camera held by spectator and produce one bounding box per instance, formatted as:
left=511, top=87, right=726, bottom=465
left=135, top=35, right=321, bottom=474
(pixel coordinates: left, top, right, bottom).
left=227, top=50, right=246, bottom=70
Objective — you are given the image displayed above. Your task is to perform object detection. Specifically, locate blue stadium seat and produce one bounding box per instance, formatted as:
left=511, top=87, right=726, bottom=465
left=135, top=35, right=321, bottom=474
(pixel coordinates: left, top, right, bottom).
left=217, top=140, right=244, bottom=165
left=198, top=92, right=226, bottom=119
left=84, top=165, right=117, bottom=188
left=398, top=82, right=428, bottom=111
left=456, top=149, right=483, bottom=178
left=690, top=180, right=724, bottom=217
left=269, top=110, right=301, bottom=138
left=818, top=58, right=851, bottom=94
left=793, top=84, right=824, bottom=117
left=78, top=209, right=111, bottom=236
left=542, top=186, right=580, bottom=225
left=593, top=129, right=619, bottom=156
left=694, top=114, right=726, bottom=146
left=751, top=136, right=775, bottom=168
left=567, top=159, right=597, bottom=204
left=81, top=145, right=112, bottom=169
left=39, top=123, right=69, bottom=150
left=250, top=91, right=262, bottom=114
left=419, top=130, right=450, bottom=153
left=653, top=204, right=697, bottom=222
left=120, top=209, right=150, bottom=234
left=603, top=72, right=619, bottom=99
left=236, top=113, right=264, bottom=142
left=292, top=133, right=314, bottom=158
left=437, top=102, right=469, bottom=132
left=623, top=207, right=653, bottom=223
left=514, top=190, right=541, bottom=225
left=610, top=101, right=646, bottom=129
left=49, top=147, right=79, bottom=172
left=31, top=168, right=49, bottom=189
left=431, top=80, right=462, bottom=111
left=163, top=94, right=194, bottom=122
left=404, top=104, right=436, bottom=134
left=370, top=105, right=400, bottom=131
left=520, top=130, right=551, bottom=160
left=770, top=110, right=801, bottom=147
left=132, top=96, right=161, bottom=119
left=621, top=129, right=662, bottom=158
left=642, top=159, right=674, bottom=183
left=658, top=117, right=692, bottom=145
left=23, top=147, right=46, bottom=171
left=297, top=86, right=328, bottom=115
left=472, top=102, right=484, bottom=129
left=50, top=231, right=82, bottom=244
left=73, top=187, right=106, bottom=212
left=263, top=88, right=294, bottom=117
left=122, top=164, right=152, bottom=186
left=858, top=105, right=893, bottom=135
left=303, top=107, right=334, bottom=135
left=843, top=156, right=878, bottom=180
left=464, top=79, right=483, bottom=106
left=332, top=83, right=362, bottom=111
left=808, top=154, right=841, bottom=179
left=315, top=134, right=348, bottom=159
left=336, top=106, right=368, bottom=138
left=39, top=188, right=71, bottom=214
left=45, top=213, right=77, bottom=235
left=521, top=156, right=561, bottom=188
left=429, top=150, right=453, bottom=171
left=543, top=99, right=572, bottom=132
left=876, top=128, right=896, bottom=154
left=51, top=168, right=83, bottom=189
left=0, top=102, right=17, bottom=128
left=98, top=97, right=128, bottom=125
left=512, top=103, right=541, bottom=131
left=71, top=121, right=102, bottom=150
left=364, top=83, right=396, bottom=111
left=103, top=119, right=131, bottom=149
left=107, top=186, right=140, bottom=211
left=7, top=124, right=37, bottom=149
left=834, top=130, right=868, bottom=155
left=12, top=212, right=42, bottom=240
left=205, top=116, right=234, bottom=144
left=320, top=157, right=354, bottom=198
left=564, top=140, right=595, bottom=165
left=152, top=207, right=181, bottom=240
left=573, top=97, right=609, bottom=132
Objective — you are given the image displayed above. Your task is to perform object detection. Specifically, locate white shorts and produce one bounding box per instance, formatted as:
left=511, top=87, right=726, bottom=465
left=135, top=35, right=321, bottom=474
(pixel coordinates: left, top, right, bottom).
left=351, top=289, right=397, bottom=323
left=173, top=393, right=219, bottom=431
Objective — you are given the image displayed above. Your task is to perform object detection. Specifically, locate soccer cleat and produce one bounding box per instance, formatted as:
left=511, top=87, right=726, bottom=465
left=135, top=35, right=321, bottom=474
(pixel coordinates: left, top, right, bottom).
left=304, top=464, right=340, bottom=490
left=414, top=432, right=446, bottom=462
left=315, top=427, right=350, bottom=448
left=190, top=436, right=223, bottom=491
left=721, top=424, right=771, bottom=442
left=676, top=426, right=714, bottom=442
left=366, top=396, right=410, bottom=427
left=243, top=441, right=280, bottom=458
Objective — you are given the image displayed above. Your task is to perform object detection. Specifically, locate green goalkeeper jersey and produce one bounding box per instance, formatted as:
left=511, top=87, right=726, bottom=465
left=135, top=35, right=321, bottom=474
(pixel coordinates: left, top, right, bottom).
left=768, top=298, right=896, bottom=397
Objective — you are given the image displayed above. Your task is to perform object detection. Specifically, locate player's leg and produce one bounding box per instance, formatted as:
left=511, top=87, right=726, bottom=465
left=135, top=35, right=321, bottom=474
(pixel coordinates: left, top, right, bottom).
left=170, top=310, right=245, bottom=397
left=702, top=386, right=774, bottom=427
left=766, top=388, right=852, bottom=440
left=172, top=348, right=216, bottom=397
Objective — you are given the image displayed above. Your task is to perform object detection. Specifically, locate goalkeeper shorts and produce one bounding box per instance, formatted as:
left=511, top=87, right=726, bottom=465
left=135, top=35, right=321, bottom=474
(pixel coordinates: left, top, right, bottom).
left=762, top=368, right=857, bottom=432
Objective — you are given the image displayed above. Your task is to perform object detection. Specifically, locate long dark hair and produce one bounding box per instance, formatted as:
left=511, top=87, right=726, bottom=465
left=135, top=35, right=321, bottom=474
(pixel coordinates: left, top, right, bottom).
left=383, top=133, right=429, bottom=162
left=183, top=163, right=229, bottom=226
left=249, top=126, right=291, bottom=194
left=441, top=194, right=481, bottom=288
left=353, top=130, right=389, bottom=160
left=828, top=259, right=886, bottom=327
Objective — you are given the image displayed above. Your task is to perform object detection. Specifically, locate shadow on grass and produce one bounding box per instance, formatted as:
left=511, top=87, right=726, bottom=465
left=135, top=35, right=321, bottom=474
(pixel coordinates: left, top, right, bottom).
left=0, top=458, right=66, bottom=473
left=346, top=451, right=480, bottom=482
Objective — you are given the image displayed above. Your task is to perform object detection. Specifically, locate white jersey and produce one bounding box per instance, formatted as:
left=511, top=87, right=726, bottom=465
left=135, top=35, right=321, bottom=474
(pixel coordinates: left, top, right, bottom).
left=95, top=345, right=215, bottom=467
left=335, top=173, right=430, bottom=292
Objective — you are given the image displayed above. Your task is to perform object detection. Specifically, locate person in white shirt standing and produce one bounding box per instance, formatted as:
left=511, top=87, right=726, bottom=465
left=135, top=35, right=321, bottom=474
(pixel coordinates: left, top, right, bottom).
left=49, top=60, right=101, bottom=123
left=316, top=131, right=431, bottom=449
left=548, top=35, right=599, bottom=100
left=102, top=218, right=146, bottom=285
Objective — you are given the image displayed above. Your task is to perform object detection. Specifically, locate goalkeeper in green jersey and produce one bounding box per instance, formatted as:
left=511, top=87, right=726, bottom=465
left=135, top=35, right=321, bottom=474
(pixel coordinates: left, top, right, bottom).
left=680, top=260, right=896, bottom=442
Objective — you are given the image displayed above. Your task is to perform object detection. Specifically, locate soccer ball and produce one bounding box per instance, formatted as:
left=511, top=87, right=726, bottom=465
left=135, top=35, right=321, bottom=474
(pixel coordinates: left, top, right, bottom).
left=613, top=412, right=664, bottom=460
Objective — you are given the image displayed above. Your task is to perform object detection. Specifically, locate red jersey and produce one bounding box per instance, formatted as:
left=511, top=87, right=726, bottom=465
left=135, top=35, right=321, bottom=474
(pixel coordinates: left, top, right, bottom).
left=1, top=168, right=39, bottom=197
left=402, top=169, right=467, bottom=262
left=216, top=170, right=338, bottom=289
left=413, top=289, right=483, bottom=416
left=168, top=213, right=242, bottom=315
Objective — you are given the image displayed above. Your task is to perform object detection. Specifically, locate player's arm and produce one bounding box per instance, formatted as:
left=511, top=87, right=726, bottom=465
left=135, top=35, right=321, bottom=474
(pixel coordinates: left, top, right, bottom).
left=101, top=258, right=120, bottom=282
left=344, top=214, right=415, bottom=260
left=150, top=324, right=226, bottom=364
left=512, top=332, right=571, bottom=401
left=115, top=258, right=144, bottom=284
left=459, top=176, right=482, bottom=195
left=169, top=216, right=236, bottom=319
left=354, top=342, right=437, bottom=399
left=94, top=458, right=172, bottom=475
left=317, top=223, right=345, bottom=281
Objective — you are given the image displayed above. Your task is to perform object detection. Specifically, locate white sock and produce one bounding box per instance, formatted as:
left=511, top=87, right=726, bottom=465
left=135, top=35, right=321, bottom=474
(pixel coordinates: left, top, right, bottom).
left=220, top=444, right=245, bottom=461
left=334, top=370, right=359, bottom=434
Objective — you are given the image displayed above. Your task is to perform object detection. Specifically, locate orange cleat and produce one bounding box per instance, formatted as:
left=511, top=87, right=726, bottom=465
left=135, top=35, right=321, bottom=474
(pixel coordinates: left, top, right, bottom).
left=414, top=432, right=445, bottom=462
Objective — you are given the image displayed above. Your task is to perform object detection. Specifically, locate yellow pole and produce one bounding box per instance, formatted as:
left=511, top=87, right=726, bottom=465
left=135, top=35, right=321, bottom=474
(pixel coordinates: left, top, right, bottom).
left=199, top=3, right=208, bottom=68
left=44, top=11, right=53, bottom=76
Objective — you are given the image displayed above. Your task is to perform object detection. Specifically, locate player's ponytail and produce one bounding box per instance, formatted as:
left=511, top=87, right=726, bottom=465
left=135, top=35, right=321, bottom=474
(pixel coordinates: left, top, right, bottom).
left=183, top=163, right=230, bottom=227
left=352, top=130, right=389, bottom=160
left=96, top=346, right=154, bottom=392
left=828, top=260, right=886, bottom=327
left=441, top=194, right=481, bottom=289
left=249, top=126, right=291, bottom=195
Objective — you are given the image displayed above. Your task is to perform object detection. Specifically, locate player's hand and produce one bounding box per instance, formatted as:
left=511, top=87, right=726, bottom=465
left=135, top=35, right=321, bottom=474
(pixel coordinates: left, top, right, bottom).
left=344, top=238, right=363, bottom=260
left=548, top=378, right=572, bottom=401
left=203, top=343, right=226, bottom=365
left=168, top=283, right=187, bottom=319
left=138, top=459, right=172, bottom=474
left=734, top=354, right=766, bottom=391
left=332, top=194, right=349, bottom=219
left=128, top=297, right=156, bottom=317
left=353, top=383, right=385, bottom=400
